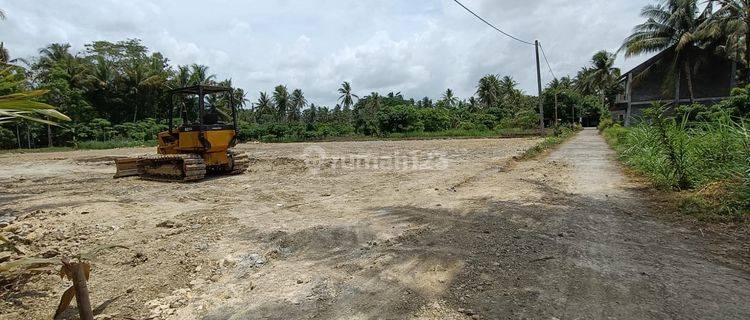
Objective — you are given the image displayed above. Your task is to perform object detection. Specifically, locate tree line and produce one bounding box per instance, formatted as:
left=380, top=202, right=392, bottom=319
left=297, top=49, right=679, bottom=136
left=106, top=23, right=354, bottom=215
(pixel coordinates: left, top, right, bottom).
left=5, top=0, right=750, bottom=148
left=0, top=34, right=612, bottom=148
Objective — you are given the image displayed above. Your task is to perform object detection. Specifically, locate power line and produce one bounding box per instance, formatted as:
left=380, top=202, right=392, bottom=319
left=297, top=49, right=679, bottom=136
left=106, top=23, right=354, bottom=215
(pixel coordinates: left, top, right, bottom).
left=452, top=0, right=534, bottom=46
left=452, top=0, right=559, bottom=81
left=538, top=43, right=557, bottom=80
left=453, top=0, right=558, bottom=133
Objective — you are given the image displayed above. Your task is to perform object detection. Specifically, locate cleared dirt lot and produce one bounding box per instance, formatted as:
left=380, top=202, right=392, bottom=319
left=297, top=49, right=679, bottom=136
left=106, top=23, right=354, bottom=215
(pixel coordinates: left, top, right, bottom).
left=2, top=132, right=749, bottom=320
left=0, top=138, right=540, bottom=319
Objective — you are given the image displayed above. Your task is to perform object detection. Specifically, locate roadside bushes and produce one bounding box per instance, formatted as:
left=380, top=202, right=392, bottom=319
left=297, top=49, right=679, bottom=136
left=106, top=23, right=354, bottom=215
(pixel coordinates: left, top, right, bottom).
left=377, top=105, right=423, bottom=133
left=236, top=105, right=534, bottom=142
left=521, top=126, right=578, bottom=159
left=598, top=117, right=614, bottom=132
left=237, top=122, right=355, bottom=142
left=704, top=83, right=750, bottom=118
left=498, top=108, right=540, bottom=130
left=601, top=123, right=629, bottom=146
left=417, top=108, right=453, bottom=132
left=58, top=118, right=167, bottom=145
left=602, top=104, right=750, bottom=219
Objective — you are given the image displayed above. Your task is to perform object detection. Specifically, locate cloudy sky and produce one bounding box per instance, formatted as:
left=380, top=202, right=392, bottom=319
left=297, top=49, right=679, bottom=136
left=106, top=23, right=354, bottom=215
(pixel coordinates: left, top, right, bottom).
left=2, top=0, right=653, bottom=106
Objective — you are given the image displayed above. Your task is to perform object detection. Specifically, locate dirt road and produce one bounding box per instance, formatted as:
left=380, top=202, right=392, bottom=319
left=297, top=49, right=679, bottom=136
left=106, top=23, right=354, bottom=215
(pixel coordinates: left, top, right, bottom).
left=1, top=130, right=749, bottom=319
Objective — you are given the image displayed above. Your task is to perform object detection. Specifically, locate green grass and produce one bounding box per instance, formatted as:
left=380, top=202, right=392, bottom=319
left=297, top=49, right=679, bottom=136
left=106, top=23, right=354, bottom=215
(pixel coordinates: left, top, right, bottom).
left=520, top=127, right=579, bottom=160
left=383, top=128, right=538, bottom=140
left=0, top=146, right=76, bottom=154
left=255, top=128, right=540, bottom=143
left=75, top=140, right=157, bottom=149
left=0, top=140, right=157, bottom=154
left=601, top=116, right=750, bottom=221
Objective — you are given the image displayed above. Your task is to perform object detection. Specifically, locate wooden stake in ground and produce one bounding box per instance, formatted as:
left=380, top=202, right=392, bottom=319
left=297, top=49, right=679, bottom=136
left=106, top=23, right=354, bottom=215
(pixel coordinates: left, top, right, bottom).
left=55, top=258, right=93, bottom=320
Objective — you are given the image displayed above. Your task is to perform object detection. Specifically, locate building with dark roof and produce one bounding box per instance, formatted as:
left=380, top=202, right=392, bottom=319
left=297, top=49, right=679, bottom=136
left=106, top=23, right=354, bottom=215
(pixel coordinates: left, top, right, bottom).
left=613, top=46, right=737, bottom=125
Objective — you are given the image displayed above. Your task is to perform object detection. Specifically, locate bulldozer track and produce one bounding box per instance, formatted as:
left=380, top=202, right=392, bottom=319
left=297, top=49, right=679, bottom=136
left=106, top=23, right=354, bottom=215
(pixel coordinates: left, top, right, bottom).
left=228, top=150, right=250, bottom=175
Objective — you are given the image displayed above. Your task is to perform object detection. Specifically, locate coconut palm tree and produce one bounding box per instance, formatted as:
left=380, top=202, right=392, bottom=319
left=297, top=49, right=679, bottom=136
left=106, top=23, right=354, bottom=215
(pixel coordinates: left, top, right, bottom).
left=38, top=43, right=72, bottom=66
left=0, top=43, right=27, bottom=66
left=288, top=89, right=306, bottom=122
left=123, top=59, right=165, bottom=121
left=476, top=74, right=502, bottom=109
left=574, top=67, right=597, bottom=95
left=0, top=91, right=70, bottom=125
left=34, top=43, right=74, bottom=83
left=498, top=76, right=519, bottom=96
left=699, top=0, right=750, bottom=73
left=467, top=96, right=479, bottom=113
left=442, top=88, right=458, bottom=108
left=367, top=92, right=381, bottom=111
left=585, top=51, right=621, bottom=106
left=188, top=64, right=215, bottom=86
left=172, top=65, right=191, bottom=88
left=337, top=81, right=358, bottom=110
left=233, top=87, right=248, bottom=109
left=255, top=92, right=274, bottom=123
left=273, top=85, right=289, bottom=122
left=90, top=56, right=115, bottom=89
left=622, top=0, right=712, bottom=103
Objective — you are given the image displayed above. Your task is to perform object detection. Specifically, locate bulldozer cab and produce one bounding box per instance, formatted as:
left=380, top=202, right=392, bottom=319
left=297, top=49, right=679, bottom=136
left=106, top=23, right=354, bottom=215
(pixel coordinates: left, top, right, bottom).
left=157, top=85, right=240, bottom=164
left=169, top=85, right=238, bottom=133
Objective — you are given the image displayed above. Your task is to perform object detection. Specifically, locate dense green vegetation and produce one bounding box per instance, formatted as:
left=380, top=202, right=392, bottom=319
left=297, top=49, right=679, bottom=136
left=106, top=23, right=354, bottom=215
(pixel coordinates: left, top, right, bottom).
left=0, top=36, right=613, bottom=149
left=601, top=101, right=750, bottom=220
left=593, top=0, right=750, bottom=221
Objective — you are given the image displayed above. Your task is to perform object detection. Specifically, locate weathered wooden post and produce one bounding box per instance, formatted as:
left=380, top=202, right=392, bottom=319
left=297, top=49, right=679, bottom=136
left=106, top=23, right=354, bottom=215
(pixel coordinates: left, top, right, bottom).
left=71, top=262, right=93, bottom=320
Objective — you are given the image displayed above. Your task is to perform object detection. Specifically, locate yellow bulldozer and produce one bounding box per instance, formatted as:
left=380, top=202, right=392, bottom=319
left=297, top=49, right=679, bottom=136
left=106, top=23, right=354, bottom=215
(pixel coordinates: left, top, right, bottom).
left=114, top=85, right=249, bottom=182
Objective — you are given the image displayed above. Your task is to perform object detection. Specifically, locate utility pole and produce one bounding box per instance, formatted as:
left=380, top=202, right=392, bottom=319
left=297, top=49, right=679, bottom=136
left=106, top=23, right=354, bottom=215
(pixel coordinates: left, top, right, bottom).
left=554, top=92, right=559, bottom=127
left=535, top=40, right=544, bottom=134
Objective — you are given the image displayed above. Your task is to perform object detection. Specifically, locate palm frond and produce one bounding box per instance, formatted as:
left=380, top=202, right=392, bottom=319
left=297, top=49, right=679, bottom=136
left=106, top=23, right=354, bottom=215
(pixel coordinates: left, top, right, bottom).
left=0, top=99, right=56, bottom=110
left=0, top=110, right=66, bottom=126
left=0, top=90, right=51, bottom=102
left=33, top=109, right=72, bottom=121
left=0, top=90, right=71, bottom=125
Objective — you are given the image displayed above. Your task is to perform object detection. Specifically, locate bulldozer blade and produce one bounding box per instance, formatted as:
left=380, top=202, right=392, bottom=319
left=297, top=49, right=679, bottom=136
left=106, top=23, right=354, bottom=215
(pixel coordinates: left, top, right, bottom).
left=114, top=157, right=140, bottom=178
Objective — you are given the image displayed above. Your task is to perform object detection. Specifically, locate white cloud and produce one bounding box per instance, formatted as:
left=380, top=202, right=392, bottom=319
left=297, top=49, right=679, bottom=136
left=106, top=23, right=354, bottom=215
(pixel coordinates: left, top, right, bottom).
left=1, top=0, right=654, bottom=106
